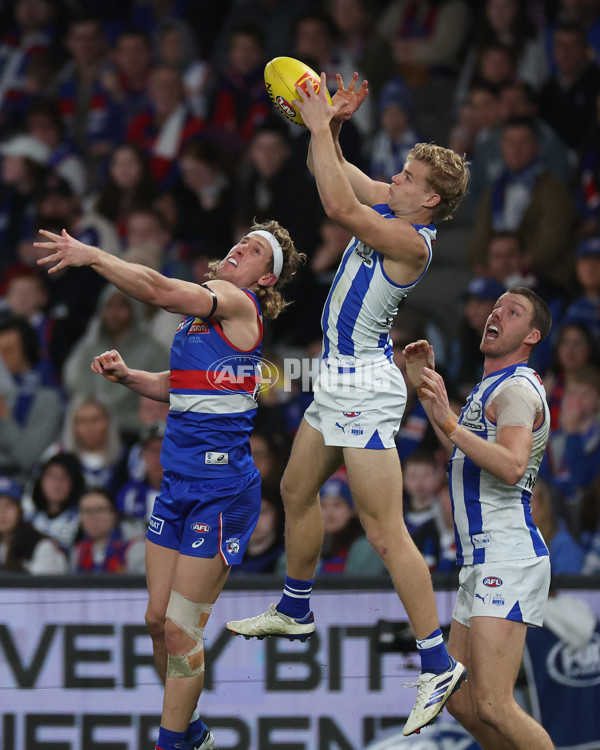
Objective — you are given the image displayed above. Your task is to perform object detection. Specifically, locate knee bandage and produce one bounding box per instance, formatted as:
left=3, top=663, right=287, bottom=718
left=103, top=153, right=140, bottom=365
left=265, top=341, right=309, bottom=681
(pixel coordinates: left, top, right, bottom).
left=165, top=590, right=213, bottom=678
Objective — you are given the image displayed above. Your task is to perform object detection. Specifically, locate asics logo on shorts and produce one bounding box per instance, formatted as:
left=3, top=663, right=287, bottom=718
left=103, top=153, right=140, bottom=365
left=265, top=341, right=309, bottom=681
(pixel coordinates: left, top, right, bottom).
left=192, top=539, right=205, bottom=548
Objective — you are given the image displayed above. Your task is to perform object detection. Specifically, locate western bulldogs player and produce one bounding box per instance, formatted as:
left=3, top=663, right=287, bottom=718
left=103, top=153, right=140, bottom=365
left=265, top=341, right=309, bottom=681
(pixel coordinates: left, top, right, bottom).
left=35, top=221, right=305, bottom=750
left=226, top=73, right=470, bottom=735
left=403, top=287, right=554, bottom=749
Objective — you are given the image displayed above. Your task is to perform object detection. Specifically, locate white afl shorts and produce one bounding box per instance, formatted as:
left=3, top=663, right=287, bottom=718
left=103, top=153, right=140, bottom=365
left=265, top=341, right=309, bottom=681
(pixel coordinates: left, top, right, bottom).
left=453, top=556, right=551, bottom=628
left=303, top=359, right=406, bottom=449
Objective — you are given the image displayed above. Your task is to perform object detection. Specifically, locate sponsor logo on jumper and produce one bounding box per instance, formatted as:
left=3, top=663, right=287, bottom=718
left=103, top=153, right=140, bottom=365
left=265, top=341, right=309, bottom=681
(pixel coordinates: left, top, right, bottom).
left=191, top=523, right=211, bottom=533
left=192, top=539, right=205, bottom=549
left=354, top=244, right=374, bottom=267
left=205, top=452, right=229, bottom=465
left=483, top=576, right=503, bottom=588
left=226, top=538, right=240, bottom=555
left=471, top=533, right=491, bottom=549
left=188, top=318, right=209, bottom=334
left=148, top=515, right=164, bottom=535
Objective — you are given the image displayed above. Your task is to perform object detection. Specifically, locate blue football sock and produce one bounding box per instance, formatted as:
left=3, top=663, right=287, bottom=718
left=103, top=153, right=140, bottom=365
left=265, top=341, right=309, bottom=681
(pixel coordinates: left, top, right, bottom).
left=185, top=711, right=208, bottom=741
left=277, top=576, right=313, bottom=618
left=416, top=629, right=452, bottom=674
left=155, top=726, right=186, bottom=750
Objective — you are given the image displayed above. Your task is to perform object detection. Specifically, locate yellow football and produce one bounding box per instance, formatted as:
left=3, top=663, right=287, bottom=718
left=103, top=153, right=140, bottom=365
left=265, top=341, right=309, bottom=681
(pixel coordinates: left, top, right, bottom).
left=264, top=56, right=332, bottom=127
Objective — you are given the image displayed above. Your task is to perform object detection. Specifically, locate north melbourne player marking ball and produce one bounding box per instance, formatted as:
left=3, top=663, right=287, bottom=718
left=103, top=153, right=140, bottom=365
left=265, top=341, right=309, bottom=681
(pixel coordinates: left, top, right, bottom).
left=264, top=56, right=332, bottom=127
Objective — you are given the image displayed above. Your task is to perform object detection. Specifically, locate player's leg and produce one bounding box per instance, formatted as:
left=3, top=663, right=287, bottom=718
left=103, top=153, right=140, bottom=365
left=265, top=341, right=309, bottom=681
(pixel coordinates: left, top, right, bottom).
left=145, top=539, right=179, bottom=682
left=157, top=553, right=229, bottom=750
left=468, top=617, right=554, bottom=749
left=344, top=446, right=441, bottom=638
left=447, top=619, right=514, bottom=749
left=344, top=446, right=466, bottom=736
left=226, top=417, right=343, bottom=639
left=280, top=418, right=343, bottom=578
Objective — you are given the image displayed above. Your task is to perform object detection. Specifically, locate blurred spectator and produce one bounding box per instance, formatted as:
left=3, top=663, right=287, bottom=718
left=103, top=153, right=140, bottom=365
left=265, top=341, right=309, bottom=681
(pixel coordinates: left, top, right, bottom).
left=369, top=77, right=421, bottom=182
left=560, top=237, right=600, bottom=345
left=402, top=450, right=455, bottom=572
left=230, top=482, right=285, bottom=575
left=292, top=10, right=374, bottom=138
left=469, top=117, right=576, bottom=291
left=538, top=22, right=600, bottom=152
left=449, top=277, right=507, bottom=401
left=126, top=64, right=206, bottom=188
left=544, top=321, right=600, bottom=430
left=125, top=398, right=169, bottom=483
left=22, top=452, right=84, bottom=551
left=0, top=133, right=50, bottom=279
left=72, top=487, right=145, bottom=574
left=155, top=18, right=212, bottom=119
left=543, top=364, right=600, bottom=502
left=531, top=478, right=585, bottom=573
left=249, top=430, right=287, bottom=487
left=62, top=285, right=169, bottom=439
left=326, top=0, right=396, bottom=100
left=0, top=0, right=61, bottom=118
left=581, top=474, right=600, bottom=574
left=0, top=268, right=57, bottom=384
left=318, top=471, right=365, bottom=575
left=234, top=118, right=324, bottom=257
left=56, top=14, right=122, bottom=185
left=101, top=27, right=153, bottom=131
left=208, top=23, right=270, bottom=156
left=465, top=82, right=504, bottom=154
left=0, top=315, right=63, bottom=479
left=376, top=0, right=470, bottom=87
left=574, top=90, right=600, bottom=237
left=115, top=419, right=165, bottom=539
left=90, top=142, right=159, bottom=240
left=469, top=80, right=574, bottom=214
left=0, top=474, right=68, bottom=574
left=25, top=98, right=87, bottom=197
left=454, top=0, right=548, bottom=108
left=56, top=393, right=128, bottom=492
left=159, top=137, right=234, bottom=258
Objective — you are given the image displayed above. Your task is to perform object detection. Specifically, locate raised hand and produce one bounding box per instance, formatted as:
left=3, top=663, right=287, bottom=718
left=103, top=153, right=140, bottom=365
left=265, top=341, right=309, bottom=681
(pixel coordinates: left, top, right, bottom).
left=402, top=339, right=435, bottom=389
left=91, top=349, right=129, bottom=384
left=34, top=229, right=100, bottom=274
left=331, top=73, right=369, bottom=122
left=293, top=73, right=348, bottom=132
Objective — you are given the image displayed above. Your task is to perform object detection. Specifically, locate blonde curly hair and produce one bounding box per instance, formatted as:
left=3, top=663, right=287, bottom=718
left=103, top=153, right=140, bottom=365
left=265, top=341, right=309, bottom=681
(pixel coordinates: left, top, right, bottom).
left=207, top=219, right=306, bottom=319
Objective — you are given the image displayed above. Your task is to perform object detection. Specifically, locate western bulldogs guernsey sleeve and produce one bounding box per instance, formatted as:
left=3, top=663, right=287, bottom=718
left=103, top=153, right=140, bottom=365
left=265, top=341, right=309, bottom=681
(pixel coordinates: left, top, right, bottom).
left=321, top=204, right=436, bottom=364
left=160, top=290, right=263, bottom=479
left=448, top=365, right=550, bottom=566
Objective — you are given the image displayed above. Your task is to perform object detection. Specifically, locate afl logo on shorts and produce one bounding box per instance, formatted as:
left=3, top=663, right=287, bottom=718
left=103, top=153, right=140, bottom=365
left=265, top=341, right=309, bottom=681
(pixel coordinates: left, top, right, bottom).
left=343, top=411, right=361, bottom=418
left=191, top=522, right=211, bottom=533
left=483, top=576, right=503, bottom=588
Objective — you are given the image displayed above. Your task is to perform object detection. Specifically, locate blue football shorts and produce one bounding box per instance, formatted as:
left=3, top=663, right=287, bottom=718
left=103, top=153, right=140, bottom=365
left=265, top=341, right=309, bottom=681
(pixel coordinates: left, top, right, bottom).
left=146, top=468, right=261, bottom=565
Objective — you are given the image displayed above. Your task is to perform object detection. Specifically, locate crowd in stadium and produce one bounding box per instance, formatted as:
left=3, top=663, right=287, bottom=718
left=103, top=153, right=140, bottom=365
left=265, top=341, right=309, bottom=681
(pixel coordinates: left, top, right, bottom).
left=0, top=0, right=599, bottom=578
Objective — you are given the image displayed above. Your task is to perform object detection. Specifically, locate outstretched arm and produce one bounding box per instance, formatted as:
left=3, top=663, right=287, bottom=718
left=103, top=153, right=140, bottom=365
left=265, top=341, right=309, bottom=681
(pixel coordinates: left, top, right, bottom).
left=91, top=350, right=171, bottom=402
left=35, top=229, right=253, bottom=321
left=307, top=74, right=386, bottom=207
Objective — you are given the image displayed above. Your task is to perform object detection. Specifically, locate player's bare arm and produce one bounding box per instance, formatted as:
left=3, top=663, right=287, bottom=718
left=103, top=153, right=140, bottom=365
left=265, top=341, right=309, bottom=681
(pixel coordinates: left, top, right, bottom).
left=297, top=77, right=429, bottom=279
left=419, top=366, right=535, bottom=485
left=91, top=350, right=171, bottom=402
left=34, top=229, right=256, bottom=324
left=306, top=73, right=386, bottom=208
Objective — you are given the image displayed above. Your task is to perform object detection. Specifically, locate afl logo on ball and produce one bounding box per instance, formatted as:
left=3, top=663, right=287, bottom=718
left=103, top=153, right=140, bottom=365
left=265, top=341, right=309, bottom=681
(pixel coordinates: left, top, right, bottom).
left=483, top=576, right=503, bottom=588
left=276, top=96, right=295, bottom=118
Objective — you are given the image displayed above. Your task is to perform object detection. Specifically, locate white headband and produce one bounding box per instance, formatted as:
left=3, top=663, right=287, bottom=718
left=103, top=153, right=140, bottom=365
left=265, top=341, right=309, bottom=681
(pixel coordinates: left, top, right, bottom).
left=248, top=230, right=283, bottom=279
